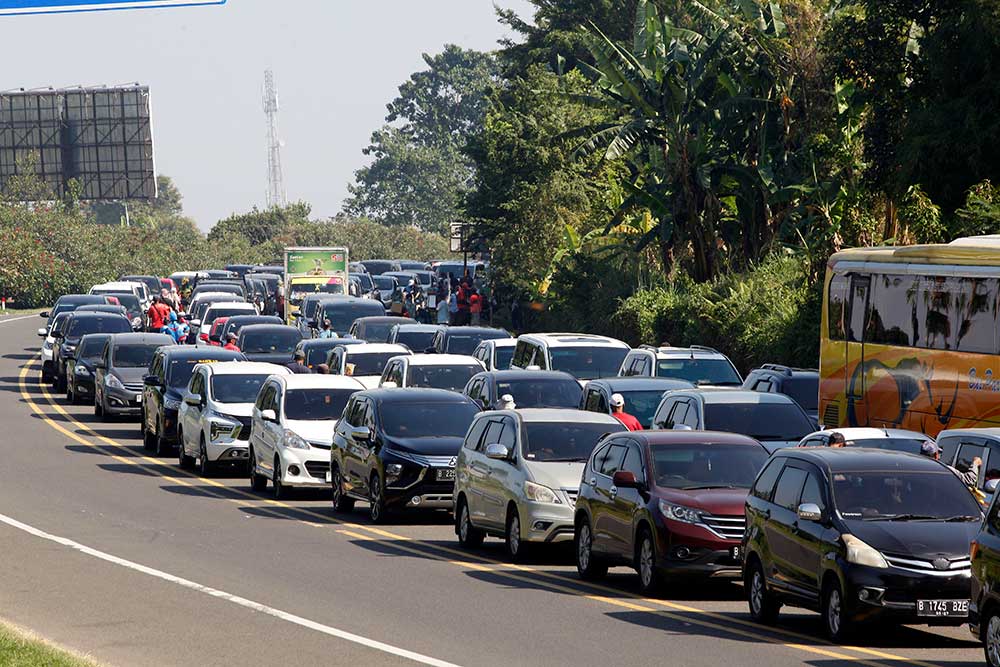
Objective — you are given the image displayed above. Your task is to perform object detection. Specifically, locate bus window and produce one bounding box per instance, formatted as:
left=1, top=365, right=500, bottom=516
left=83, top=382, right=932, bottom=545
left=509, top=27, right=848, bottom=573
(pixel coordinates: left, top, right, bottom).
left=847, top=276, right=870, bottom=343
left=828, top=274, right=848, bottom=341
left=867, top=274, right=918, bottom=347
left=955, top=277, right=998, bottom=354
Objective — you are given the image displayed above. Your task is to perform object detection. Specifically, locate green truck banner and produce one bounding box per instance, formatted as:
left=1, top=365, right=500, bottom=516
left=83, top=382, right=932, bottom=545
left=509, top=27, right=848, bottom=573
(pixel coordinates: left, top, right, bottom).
left=285, top=248, right=348, bottom=276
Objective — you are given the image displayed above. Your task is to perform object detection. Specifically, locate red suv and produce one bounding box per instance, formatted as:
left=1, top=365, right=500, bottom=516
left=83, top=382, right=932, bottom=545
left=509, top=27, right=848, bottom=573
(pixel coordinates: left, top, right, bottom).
left=574, top=430, right=770, bottom=593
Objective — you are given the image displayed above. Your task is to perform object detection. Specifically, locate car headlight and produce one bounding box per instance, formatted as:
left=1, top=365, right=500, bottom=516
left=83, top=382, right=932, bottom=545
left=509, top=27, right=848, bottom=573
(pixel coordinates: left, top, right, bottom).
left=105, top=374, right=124, bottom=390
left=283, top=430, right=310, bottom=450
left=842, top=534, right=888, bottom=569
left=659, top=499, right=704, bottom=524
left=74, top=365, right=90, bottom=376
left=524, top=481, right=561, bottom=504
left=164, top=396, right=182, bottom=410
left=209, top=418, right=241, bottom=441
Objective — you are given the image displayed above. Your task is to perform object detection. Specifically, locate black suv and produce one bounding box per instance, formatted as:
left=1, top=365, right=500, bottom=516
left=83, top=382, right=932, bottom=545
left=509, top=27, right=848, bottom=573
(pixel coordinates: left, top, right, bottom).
left=972, top=497, right=1000, bottom=666
left=330, top=388, right=480, bottom=523
left=429, top=326, right=511, bottom=356
left=94, top=333, right=174, bottom=420
left=142, top=346, right=245, bottom=455
left=744, top=448, right=982, bottom=641
left=742, top=364, right=820, bottom=425
left=65, top=333, right=112, bottom=405
left=53, top=312, right=132, bottom=392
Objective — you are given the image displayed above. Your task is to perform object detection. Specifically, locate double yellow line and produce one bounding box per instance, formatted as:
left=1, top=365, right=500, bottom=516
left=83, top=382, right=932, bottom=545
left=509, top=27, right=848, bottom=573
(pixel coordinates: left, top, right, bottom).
left=17, top=358, right=942, bottom=667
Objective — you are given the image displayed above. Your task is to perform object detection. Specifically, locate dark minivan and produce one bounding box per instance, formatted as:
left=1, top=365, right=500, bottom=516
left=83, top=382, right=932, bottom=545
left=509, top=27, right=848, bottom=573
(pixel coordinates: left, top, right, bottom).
left=744, top=448, right=982, bottom=641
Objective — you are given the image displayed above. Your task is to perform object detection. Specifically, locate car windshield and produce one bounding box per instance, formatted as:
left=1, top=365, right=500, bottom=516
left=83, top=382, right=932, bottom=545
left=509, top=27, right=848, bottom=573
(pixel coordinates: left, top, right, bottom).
left=78, top=337, right=109, bottom=361
left=651, top=444, right=769, bottom=489
left=408, top=364, right=480, bottom=392
left=353, top=273, right=374, bottom=291
left=67, top=316, right=131, bottom=338
left=381, top=402, right=479, bottom=438
left=346, top=352, right=398, bottom=376
left=446, top=333, right=502, bottom=355
left=395, top=330, right=436, bottom=351
left=549, top=347, right=628, bottom=380
left=704, top=402, right=814, bottom=441
left=618, top=390, right=670, bottom=427
left=656, top=359, right=741, bottom=386
left=782, top=376, right=819, bottom=411
left=211, top=374, right=269, bottom=404
left=523, top=422, right=618, bottom=462
left=241, top=330, right=301, bottom=355
left=283, top=388, right=356, bottom=421
left=112, top=344, right=160, bottom=368
left=290, top=282, right=344, bottom=306
left=358, top=322, right=397, bottom=342
left=496, top=379, right=582, bottom=409
left=322, top=304, right=384, bottom=332
left=372, top=276, right=396, bottom=291
left=493, top=346, right=514, bottom=370
left=833, top=471, right=982, bottom=521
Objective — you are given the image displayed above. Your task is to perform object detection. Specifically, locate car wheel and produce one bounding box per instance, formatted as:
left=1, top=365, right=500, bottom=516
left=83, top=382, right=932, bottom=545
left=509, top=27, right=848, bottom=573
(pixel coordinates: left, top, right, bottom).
left=636, top=528, right=664, bottom=595
left=368, top=472, right=388, bottom=524
left=55, top=368, right=66, bottom=392
left=95, top=394, right=104, bottom=419
left=331, top=466, right=355, bottom=512
left=455, top=497, right=483, bottom=548
left=575, top=519, right=607, bottom=580
left=66, top=380, right=74, bottom=403
left=272, top=458, right=287, bottom=500
left=822, top=579, right=852, bottom=642
left=248, top=448, right=267, bottom=492
left=198, top=437, right=213, bottom=477
left=177, top=429, right=194, bottom=469
left=985, top=607, right=1000, bottom=667
left=505, top=507, right=529, bottom=562
left=746, top=558, right=780, bottom=624
left=142, top=413, right=156, bottom=451
left=155, top=418, right=172, bottom=456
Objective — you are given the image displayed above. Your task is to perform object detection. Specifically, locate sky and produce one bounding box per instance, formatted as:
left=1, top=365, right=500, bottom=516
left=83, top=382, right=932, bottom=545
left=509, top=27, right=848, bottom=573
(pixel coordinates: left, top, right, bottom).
left=0, top=0, right=535, bottom=229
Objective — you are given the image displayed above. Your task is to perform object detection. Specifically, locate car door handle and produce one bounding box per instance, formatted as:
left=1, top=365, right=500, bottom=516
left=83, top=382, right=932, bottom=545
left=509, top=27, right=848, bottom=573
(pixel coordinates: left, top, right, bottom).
left=589, top=478, right=596, bottom=487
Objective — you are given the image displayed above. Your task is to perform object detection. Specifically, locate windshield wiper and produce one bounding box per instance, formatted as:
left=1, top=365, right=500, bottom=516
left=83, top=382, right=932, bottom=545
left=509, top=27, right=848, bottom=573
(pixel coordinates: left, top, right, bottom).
left=941, top=515, right=981, bottom=522
left=544, top=457, right=587, bottom=463
left=882, top=514, right=940, bottom=521
left=681, top=484, right=740, bottom=490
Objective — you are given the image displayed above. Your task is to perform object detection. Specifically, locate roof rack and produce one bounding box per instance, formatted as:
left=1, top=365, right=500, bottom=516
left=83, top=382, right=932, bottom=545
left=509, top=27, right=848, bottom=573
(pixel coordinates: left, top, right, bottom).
left=759, top=363, right=818, bottom=374
left=639, top=344, right=662, bottom=352
left=689, top=345, right=720, bottom=354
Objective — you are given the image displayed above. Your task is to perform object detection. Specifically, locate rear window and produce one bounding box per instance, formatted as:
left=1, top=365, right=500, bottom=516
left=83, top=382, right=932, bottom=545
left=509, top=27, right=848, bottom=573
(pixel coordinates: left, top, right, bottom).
left=358, top=322, right=399, bottom=343
left=304, top=343, right=341, bottom=368
left=495, top=378, right=582, bottom=409
left=322, top=303, right=385, bottom=332
left=113, top=344, right=160, bottom=368
left=395, top=330, right=436, bottom=351
left=782, top=376, right=819, bottom=411
left=78, top=336, right=109, bottom=360
left=704, top=402, right=815, bottom=442
left=522, top=422, right=619, bottom=462
left=408, top=364, right=480, bottom=392
left=494, top=346, right=514, bottom=370
left=445, top=331, right=507, bottom=355
left=67, top=316, right=131, bottom=337
left=283, top=388, right=356, bottom=421
left=617, top=390, right=670, bottom=427
left=549, top=347, right=628, bottom=380
left=206, top=307, right=253, bottom=324
left=845, top=437, right=927, bottom=454
left=656, top=358, right=741, bottom=386
left=345, top=352, right=398, bottom=377
left=241, top=330, right=302, bottom=354
left=651, top=444, right=769, bottom=490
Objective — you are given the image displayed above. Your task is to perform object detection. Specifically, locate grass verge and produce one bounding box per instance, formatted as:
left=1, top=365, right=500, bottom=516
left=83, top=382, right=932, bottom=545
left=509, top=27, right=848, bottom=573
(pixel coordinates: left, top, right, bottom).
left=0, top=620, right=98, bottom=667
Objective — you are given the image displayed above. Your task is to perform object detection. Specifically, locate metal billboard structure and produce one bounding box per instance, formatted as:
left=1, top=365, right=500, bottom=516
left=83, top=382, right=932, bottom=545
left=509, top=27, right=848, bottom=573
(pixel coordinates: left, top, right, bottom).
left=0, top=1, right=225, bottom=17
left=0, top=85, right=156, bottom=201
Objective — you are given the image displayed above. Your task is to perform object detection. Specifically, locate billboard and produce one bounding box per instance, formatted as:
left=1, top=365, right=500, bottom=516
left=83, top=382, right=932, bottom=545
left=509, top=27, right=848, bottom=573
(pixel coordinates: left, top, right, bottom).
left=0, top=86, right=156, bottom=201
left=284, top=248, right=349, bottom=276
left=0, top=1, right=225, bottom=16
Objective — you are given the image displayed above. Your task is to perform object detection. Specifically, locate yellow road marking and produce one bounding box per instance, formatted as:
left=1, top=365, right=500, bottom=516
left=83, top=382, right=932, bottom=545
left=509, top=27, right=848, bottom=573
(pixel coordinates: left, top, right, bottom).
left=18, top=358, right=944, bottom=666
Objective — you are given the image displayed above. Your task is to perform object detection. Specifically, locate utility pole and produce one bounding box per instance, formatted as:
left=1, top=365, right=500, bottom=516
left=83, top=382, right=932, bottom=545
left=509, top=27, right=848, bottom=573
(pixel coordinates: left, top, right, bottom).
left=263, top=69, right=287, bottom=209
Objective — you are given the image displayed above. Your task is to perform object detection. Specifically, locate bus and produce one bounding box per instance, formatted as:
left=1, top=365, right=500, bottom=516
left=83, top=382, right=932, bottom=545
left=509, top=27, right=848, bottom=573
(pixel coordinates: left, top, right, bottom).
left=820, top=236, right=1000, bottom=437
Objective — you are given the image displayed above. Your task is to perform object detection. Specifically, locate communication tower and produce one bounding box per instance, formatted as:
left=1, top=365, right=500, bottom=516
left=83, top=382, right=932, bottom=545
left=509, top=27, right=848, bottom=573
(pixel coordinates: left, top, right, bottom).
left=263, top=69, right=286, bottom=208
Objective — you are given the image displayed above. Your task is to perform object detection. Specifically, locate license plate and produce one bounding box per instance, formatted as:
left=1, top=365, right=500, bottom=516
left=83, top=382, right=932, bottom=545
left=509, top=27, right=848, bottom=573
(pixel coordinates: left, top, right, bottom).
left=916, top=599, right=968, bottom=617
left=435, top=468, right=456, bottom=480
left=730, top=546, right=742, bottom=560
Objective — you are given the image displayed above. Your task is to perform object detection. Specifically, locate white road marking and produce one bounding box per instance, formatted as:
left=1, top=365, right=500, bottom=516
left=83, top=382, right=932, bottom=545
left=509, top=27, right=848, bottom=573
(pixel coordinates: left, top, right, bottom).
left=0, top=511, right=462, bottom=667
left=0, top=314, right=41, bottom=324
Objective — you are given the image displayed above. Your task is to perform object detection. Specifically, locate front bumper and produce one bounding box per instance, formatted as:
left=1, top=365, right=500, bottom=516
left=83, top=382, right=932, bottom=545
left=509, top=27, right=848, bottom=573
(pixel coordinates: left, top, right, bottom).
left=280, top=447, right=330, bottom=488
left=206, top=437, right=250, bottom=463
left=521, top=501, right=576, bottom=544
left=844, top=563, right=971, bottom=626
left=104, top=386, right=143, bottom=414
left=655, top=519, right=743, bottom=578
left=385, top=476, right=454, bottom=510
left=72, top=377, right=95, bottom=397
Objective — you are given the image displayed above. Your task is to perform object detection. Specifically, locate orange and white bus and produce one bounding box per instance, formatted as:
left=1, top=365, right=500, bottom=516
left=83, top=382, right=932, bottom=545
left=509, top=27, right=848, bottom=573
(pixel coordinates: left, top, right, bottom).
left=820, top=236, right=1000, bottom=437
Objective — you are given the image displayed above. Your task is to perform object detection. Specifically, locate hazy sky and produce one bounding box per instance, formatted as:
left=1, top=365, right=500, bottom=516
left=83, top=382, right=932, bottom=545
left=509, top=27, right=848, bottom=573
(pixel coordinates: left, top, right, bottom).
left=0, top=0, right=534, bottom=229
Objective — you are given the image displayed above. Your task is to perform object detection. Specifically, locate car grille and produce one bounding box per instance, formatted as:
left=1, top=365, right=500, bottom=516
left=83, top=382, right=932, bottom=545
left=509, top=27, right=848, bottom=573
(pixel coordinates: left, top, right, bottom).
left=308, top=441, right=332, bottom=450
left=563, top=488, right=579, bottom=506
left=391, top=452, right=456, bottom=468
left=218, top=414, right=252, bottom=439
left=123, top=381, right=144, bottom=393
left=700, top=514, right=745, bottom=540
left=304, top=461, right=330, bottom=480
left=883, top=553, right=971, bottom=576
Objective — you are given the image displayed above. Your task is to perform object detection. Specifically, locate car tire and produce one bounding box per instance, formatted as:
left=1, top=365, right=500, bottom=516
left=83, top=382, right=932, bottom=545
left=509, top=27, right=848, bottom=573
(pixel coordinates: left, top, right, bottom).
left=331, top=466, right=355, bottom=512
left=198, top=437, right=214, bottom=477
left=177, top=429, right=194, bottom=469
left=100, top=395, right=111, bottom=422
left=368, top=472, right=388, bottom=524
left=66, top=380, right=74, bottom=404
left=155, top=418, right=172, bottom=456
left=95, top=395, right=104, bottom=419
left=455, top=497, right=484, bottom=548
left=55, top=368, right=66, bottom=392
left=822, top=578, right=853, bottom=642
left=248, top=448, right=267, bottom=492
left=636, top=528, right=664, bottom=595
left=575, top=518, right=607, bottom=580
left=746, top=558, right=780, bottom=624
left=142, top=414, right=156, bottom=451
left=505, top=507, right=529, bottom=562
left=984, top=606, right=1000, bottom=667
left=272, top=458, right=287, bottom=500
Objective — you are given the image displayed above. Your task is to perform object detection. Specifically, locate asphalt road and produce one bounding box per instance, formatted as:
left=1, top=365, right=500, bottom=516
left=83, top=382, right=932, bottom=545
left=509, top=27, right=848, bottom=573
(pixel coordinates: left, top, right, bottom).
left=0, top=314, right=987, bottom=667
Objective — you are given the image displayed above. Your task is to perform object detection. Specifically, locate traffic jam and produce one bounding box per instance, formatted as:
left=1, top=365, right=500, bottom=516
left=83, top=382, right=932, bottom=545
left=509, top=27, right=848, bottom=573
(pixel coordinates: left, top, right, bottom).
left=32, top=241, right=1000, bottom=666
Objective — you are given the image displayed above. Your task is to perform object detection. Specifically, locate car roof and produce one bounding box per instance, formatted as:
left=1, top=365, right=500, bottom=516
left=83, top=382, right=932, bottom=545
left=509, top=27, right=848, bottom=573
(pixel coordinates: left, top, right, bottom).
left=319, top=296, right=381, bottom=306
left=346, top=344, right=410, bottom=355
left=938, top=427, right=1000, bottom=439
left=778, top=447, right=945, bottom=473
left=519, top=333, right=628, bottom=348
left=299, top=338, right=352, bottom=349
left=586, top=377, right=695, bottom=392
left=108, top=333, right=174, bottom=346
left=355, top=316, right=410, bottom=324
left=58, top=294, right=106, bottom=304
left=201, top=361, right=291, bottom=376
left=366, top=387, right=476, bottom=404
left=803, top=427, right=929, bottom=440
left=748, top=364, right=818, bottom=377
left=226, top=315, right=280, bottom=323
left=478, top=369, right=578, bottom=382
left=404, top=354, right=482, bottom=366
left=93, top=281, right=142, bottom=289
left=67, top=311, right=128, bottom=322
left=633, top=345, right=730, bottom=359
left=443, top=326, right=510, bottom=337
left=275, top=374, right=366, bottom=390
left=635, top=430, right=765, bottom=447
left=478, top=338, right=517, bottom=348
left=205, top=302, right=255, bottom=311
left=673, top=388, right=795, bottom=404
left=159, top=346, right=245, bottom=360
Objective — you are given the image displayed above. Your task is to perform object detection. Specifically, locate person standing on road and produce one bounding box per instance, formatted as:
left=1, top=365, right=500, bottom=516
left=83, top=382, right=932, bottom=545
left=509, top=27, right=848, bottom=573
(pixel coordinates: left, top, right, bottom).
left=286, top=350, right=312, bottom=374
left=318, top=319, right=335, bottom=339
left=161, top=311, right=187, bottom=344
left=469, top=289, right=482, bottom=326
left=147, top=296, right=168, bottom=333
left=448, top=290, right=459, bottom=325
left=223, top=333, right=241, bottom=352
left=610, top=393, right=643, bottom=431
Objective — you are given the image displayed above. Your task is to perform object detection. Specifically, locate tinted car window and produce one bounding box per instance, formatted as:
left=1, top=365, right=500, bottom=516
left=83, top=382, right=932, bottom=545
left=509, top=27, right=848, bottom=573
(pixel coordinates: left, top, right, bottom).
left=67, top=317, right=131, bottom=337
left=650, top=444, right=768, bottom=489
left=304, top=343, right=340, bottom=368
left=703, top=402, right=814, bottom=442
left=800, top=472, right=826, bottom=513
left=617, top=391, right=670, bottom=428
left=321, top=303, right=385, bottom=332
left=408, top=364, right=480, bottom=392
left=782, top=376, right=818, bottom=411
left=494, top=346, right=514, bottom=370
left=359, top=321, right=400, bottom=343
left=832, top=471, right=981, bottom=520
left=205, top=306, right=252, bottom=324
left=495, top=378, right=582, bottom=409
left=656, top=359, right=741, bottom=386
left=241, top=329, right=301, bottom=355
left=112, top=344, right=160, bottom=368
left=283, top=388, right=356, bottom=421
left=752, top=458, right=784, bottom=500
left=844, top=437, right=926, bottom=454
left=522, top=422, right=619, bottom=462
left=772, top=467, right=808, bottom=510
left=380, top=402, right=479, bottom=439
left=549, top=347, right=628, bottom=381
left=78, top=336, right=110, bottom=361
left=345, top=352, right=398, bottom=376
left=598, top=443, right=627, bottom=476
left=211, top=374, right=270, bottom=403
left=395, top=330, right=436, bottom=351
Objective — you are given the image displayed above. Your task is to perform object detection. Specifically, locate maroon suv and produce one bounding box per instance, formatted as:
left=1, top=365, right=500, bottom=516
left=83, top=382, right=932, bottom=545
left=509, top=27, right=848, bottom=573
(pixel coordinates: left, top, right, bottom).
left=574, top=430, right=770, bottom=593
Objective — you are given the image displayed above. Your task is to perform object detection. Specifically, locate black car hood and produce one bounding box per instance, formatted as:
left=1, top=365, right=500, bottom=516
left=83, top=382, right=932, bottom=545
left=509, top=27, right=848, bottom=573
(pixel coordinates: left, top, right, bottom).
left=384, top=435, right=464, bottom=457
left=844, top=519, right=979, bottom=559
left=114, top=367, right=148, bottom=383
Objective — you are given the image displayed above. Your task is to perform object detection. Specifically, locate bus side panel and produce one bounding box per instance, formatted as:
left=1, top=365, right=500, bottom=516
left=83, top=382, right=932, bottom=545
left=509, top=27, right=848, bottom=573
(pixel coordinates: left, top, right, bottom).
left=819, top=269, right=849, bottom=428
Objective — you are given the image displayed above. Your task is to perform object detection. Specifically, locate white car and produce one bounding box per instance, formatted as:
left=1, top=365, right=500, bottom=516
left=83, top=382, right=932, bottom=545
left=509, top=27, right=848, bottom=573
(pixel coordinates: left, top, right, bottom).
left=328, top=343, right=411, bottom=389
left=41, top=312, right=72, bottom=382
left=248, top=374, right=365, bottom=498
left=379, top=353, right=484, bottom=392
left=471, top=338, right=517, bottom=371
left=509, top=333, right=630, bottom=385
left=795, top=427, right=931, bottom=454
left=177, top=361, right=291, bottom=476
left=90, top=281, right=149, bottom=308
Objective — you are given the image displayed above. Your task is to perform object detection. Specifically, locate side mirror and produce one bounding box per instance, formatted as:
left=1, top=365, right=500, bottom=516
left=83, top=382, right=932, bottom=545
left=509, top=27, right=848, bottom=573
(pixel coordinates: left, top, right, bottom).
left=350, top=426, right=371, bottom=441
left=797, top=503, right=823, bottom=522
left=143, top=375, right=160, bottom=386
left=986, top=479, right=999, bottom=494
left=39, top=311, right=49, bottom=318
left=260, top=409, right=277, bottom=422
left=484, top=443, right=509, bottom=460
left=184, top=394, right=202, bottom=406
left=37, top=328, right=47, bottom=337
left=612, top=470, right=641, bottom=489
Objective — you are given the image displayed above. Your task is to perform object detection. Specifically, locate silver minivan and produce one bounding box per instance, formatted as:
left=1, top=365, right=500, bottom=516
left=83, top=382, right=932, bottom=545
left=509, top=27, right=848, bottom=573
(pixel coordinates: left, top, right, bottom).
left=453, top=408, right=625, bottom=561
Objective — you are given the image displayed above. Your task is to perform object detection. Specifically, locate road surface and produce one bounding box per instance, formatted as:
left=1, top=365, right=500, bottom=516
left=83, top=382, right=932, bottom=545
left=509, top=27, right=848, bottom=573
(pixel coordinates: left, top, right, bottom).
left=0, top=315, right=985, bottom=666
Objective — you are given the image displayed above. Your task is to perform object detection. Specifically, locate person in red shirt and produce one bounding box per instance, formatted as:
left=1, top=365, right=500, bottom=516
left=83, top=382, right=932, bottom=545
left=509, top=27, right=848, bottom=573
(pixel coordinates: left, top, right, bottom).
left=469, top=290, right=482, bottom=326
left=610, top=393, right=643, bottom=431
left=147, top=296, right=168, bottom=332
left=223, top=333, right=241, bottom=352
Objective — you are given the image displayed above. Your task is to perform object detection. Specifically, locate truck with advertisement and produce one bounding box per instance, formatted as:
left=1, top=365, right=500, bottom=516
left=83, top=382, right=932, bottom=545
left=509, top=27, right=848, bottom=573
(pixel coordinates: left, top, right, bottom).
left=283, top=247, right=349, bottom=325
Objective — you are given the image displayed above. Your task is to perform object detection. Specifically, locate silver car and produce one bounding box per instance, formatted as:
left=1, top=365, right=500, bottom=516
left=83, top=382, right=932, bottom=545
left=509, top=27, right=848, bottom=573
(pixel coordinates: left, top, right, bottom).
left=453, top=408, right=626, bottom=561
